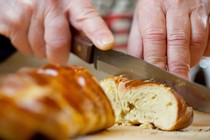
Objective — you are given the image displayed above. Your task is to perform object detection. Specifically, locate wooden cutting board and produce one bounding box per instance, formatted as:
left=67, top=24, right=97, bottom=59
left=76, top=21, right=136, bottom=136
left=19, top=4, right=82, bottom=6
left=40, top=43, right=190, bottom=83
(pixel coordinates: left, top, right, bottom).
left=75, top=110, right=210, bottom=140
left=1, top=53, right=210, bottom=140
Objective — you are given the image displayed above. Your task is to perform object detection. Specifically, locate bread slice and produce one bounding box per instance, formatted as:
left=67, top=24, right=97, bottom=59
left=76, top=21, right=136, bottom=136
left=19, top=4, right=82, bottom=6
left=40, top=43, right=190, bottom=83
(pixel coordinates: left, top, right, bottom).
left=100, top=76, right=193, bottom=131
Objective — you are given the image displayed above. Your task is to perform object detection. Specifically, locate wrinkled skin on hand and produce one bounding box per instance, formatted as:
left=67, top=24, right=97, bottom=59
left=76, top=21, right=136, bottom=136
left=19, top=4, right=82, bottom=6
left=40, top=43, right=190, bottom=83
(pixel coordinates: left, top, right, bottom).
left=128, top=0, right=210, bottom=79
left=0, top=0, right=114, bottom=64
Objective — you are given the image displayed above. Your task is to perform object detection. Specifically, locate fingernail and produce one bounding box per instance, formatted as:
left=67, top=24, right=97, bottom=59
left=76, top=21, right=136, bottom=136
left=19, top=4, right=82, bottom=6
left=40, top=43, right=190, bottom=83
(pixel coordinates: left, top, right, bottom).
left=99, top=36, right=115, bottom=50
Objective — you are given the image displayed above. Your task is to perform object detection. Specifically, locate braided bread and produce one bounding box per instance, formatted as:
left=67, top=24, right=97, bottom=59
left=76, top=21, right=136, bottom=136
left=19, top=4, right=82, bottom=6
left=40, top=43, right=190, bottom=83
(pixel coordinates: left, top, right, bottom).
left=0, top=65, right=115, bottom=139
left=100, top=76, right=193, bottom=130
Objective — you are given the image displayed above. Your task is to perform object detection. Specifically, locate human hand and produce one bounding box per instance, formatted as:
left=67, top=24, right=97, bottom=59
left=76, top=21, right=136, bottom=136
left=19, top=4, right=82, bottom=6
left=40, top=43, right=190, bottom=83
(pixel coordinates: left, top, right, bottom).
left=128, top=0, right=210, bottom=79
left=0, top=0, right=114, bottom=64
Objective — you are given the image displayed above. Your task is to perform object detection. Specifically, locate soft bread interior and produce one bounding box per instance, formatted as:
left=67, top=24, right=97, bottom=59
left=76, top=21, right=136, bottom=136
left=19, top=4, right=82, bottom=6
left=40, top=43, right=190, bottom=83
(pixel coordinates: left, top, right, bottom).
left=100, top=78, right=124, bottom=123
left=100, top=76, right=193, bottom=130
left=120, top=84, right=177, bottom=130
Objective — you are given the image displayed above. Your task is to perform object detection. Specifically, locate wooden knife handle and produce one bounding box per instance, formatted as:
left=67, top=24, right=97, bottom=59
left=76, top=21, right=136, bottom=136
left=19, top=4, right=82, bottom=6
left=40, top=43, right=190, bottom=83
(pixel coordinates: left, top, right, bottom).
left=71, top=31, right=95, bottom=64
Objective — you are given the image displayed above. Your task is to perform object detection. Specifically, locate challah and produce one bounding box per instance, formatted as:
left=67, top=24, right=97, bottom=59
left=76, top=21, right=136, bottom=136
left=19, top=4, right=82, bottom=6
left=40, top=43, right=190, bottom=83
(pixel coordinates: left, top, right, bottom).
left=0, top=65, right=115, bottom=139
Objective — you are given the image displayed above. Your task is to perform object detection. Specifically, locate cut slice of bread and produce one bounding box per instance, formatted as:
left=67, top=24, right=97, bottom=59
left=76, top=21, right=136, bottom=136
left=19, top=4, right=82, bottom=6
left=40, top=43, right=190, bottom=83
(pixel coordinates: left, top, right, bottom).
left=100, top=76, right=193, bottom=131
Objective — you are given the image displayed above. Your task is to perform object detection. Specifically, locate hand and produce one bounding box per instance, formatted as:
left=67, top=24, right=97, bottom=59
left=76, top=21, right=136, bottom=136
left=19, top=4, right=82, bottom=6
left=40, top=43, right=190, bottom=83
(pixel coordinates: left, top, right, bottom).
left=0, top=0, right=114, bottom=64
left=128, top=0, right=210, bottom=79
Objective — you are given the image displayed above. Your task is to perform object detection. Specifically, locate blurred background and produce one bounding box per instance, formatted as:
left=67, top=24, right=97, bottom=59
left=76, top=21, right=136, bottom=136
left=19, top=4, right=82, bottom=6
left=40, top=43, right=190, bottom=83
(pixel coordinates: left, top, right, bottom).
left=190, top=57, right=210, bottom=88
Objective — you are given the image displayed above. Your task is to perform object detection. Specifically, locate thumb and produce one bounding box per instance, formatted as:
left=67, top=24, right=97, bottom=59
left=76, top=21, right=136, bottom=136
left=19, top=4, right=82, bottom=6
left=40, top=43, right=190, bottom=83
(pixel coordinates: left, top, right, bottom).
left=68, top=0, right=114, bottom=50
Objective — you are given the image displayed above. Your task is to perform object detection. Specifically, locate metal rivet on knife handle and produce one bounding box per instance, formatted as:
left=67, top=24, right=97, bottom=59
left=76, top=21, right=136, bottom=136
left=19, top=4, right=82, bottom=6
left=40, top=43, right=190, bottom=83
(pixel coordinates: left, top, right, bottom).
left=71, top=29, right=95, bottom=63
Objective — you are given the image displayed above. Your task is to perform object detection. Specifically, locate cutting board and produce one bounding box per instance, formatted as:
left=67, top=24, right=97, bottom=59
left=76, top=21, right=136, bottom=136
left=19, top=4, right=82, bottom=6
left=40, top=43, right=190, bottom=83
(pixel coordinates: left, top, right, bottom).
left=76, top=110, right=210, bottom=140
left=0, top=52, right=210, bottom=140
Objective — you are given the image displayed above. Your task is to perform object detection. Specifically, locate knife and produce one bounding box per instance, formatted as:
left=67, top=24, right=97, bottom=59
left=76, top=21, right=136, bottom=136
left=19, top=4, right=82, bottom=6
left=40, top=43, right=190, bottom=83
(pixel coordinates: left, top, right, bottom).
left=71, top=33, right=210, bottom=114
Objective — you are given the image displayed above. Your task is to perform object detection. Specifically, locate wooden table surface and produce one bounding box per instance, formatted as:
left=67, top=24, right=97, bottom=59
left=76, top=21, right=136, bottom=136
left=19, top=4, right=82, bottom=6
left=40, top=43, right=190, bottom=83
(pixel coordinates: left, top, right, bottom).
left=0, top=52, right=210, bottom=140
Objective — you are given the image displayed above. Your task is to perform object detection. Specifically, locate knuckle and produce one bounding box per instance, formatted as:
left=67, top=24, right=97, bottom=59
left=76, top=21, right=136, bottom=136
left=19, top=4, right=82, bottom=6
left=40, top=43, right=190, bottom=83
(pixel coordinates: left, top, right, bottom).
left=193, top=33, right=205, bottom=44
left=191, top=33, right=206, bottom=49
left=145, top=56, right=166, bottom=69
left=7, top=4, right=33, bottom=35
left=75, top=8, right=99, bottom=23
left=143, top=28, right=166, bottom=41
left=168, top=61, right=190, bottom=73
left=168, top=30, right=189, bottom=46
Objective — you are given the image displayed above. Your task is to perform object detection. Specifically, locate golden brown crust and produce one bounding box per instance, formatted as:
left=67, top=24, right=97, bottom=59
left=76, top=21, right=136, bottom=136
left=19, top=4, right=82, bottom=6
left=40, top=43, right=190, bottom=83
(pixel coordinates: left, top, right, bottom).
left=172, top=94, right=194, bottom=130
left=0, top=64, right=115, bottom=139
left=101, top=76, right=193, bottom=131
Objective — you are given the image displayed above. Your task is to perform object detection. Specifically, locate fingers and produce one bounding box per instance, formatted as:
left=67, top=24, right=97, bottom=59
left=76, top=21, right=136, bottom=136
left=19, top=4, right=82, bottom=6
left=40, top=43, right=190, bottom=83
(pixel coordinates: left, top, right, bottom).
left=68, top=0, right=114, bottom=50
left=204, top=1, right=210, bottom=57
left=166, top=9, right=191, bottom=79
left=205, top=29, right=210, bottom=56
left=190, top=6, right=209, bottom=67
left=127, top=10, right=143, bottom=59
left=204, top=22, right=210, bottom=56
left=138, top=0, right=167, bottom=70
left=1, top=2, right=33, bottom=55
left=28, top=14, right=46, bottom=58
left=44, top=10, right=71, bottom=64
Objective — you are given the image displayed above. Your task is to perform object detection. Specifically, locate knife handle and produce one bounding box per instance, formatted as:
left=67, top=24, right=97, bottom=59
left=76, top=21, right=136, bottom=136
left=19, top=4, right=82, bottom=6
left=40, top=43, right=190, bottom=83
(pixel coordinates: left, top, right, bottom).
left=71, top=31, right=95, bottom=64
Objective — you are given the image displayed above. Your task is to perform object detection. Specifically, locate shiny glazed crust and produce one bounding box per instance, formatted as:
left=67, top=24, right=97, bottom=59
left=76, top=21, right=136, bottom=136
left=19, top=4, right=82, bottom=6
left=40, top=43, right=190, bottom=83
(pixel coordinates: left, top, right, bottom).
left=0, top=65, right=115, bottom=139
left=100, top=76, right=193, bottom=131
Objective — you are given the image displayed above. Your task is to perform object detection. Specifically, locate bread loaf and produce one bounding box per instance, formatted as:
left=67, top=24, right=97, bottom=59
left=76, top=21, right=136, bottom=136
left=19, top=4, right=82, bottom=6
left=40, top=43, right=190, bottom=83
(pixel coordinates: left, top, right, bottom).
left=0, top=65, right=115, bottom=139
left=100, top=76, right=193, bottom=131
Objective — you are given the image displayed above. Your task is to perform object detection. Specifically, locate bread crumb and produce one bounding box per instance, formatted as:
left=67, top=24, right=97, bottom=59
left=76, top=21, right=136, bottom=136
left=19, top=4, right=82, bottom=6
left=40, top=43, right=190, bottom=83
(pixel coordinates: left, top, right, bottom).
left=116, top=122, right=157, bottom=130
left=139, top=123, right=155, bottom=130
